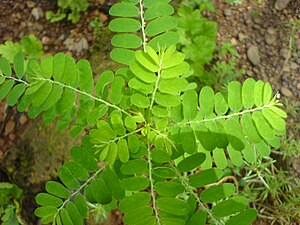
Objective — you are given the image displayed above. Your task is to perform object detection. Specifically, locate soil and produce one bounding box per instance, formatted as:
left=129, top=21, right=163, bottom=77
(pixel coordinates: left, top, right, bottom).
left=0, top=0, right=299, bottom=225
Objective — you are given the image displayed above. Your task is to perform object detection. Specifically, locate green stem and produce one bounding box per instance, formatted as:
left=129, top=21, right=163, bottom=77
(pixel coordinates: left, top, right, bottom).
left=139, top=0, right=147, bottom=52
left=149, top=53, right=164, bottom=116
left=33, top=77, right=131, bottom=117
left=173, top=101, right=280, bottom=127
left=54, top=166, right=105, bottom=221
left=94, top=128, right=143, bottom=152
left=147, top=142, right=161, bottom=225
left=171, top=164, right=224, bottom=225
left=0, top=74, right=29, bottom=85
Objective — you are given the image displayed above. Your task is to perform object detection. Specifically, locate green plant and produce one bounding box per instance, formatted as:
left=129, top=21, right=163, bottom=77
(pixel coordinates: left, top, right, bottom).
left=241, top=162, right=300, bottom=224
left=177, top=4, right=217, bottom=78
left=0, top=182, right=23, bottom=225
left=89, top=17, right=104, bottom=37
left=0, top=1, right=287, bottom=225
left=46, top=0, right=89, bottom=23
left=177, top=4, right=244, bottom=91
left=0, top=35, right=43, bottom=63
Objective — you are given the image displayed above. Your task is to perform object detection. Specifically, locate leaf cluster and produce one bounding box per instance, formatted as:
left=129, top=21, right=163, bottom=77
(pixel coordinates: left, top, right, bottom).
left=0, top=35, right=43, bottom=63
left=46, top=0, right=89, bottom=23
left=0, top=182, right=23, bottom=225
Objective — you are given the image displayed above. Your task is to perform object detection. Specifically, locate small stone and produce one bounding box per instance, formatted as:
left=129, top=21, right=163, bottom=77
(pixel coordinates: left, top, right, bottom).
left=9, top=133, right=16, bottom=141
left=280, top=48, right=289, bottom=58
left=238, top=33, right=247, bottom=41
left=31, top=7, right=44, bottom=20
left=224, top=9, right=232, bottom=16
left=275, top=0, right=292, bottom=10
left=280, top=87, right=293, bottom=97
left=231, top=38, right=238, bottom=46
left=5, top=120, right=15, bottom=136
left=267, top=27, right=276, bottom=35
left=247, top=45, right=261, bottom=66
left=253, top=24, right=261, bottom=30
left=265, top=34, right=276, bottom=44
left=290, top=62, right=299, bottom=70
left=99, top=13, right=108, bottom=23
left=41, top=36, right=51, bottom=45
left=296, top=83, right=300, bottom=90
left=253, top=16, right=263, bottom=25
left=19, top=115, right=28, bottom=125
left=26, top=1, right=35, bottom=8
left=58, top=34, right=66, bottom=41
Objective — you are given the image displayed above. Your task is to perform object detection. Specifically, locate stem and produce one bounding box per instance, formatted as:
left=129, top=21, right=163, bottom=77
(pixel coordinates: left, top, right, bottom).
left=171, top=164, right=224, bottom=225
left=149, top=53, right=164, bottom=113
left=139, top=0, right=147, bottom=52
left=173, top=101, right=280, bottom=127
left=94, top=128, right=143, bottom=151
left=147, top=142, right=161, bottom=225
left=0, top=74, right=29, bottom=85
left=33, top=77, right=131, bottom=117
left=54, top=166, right=105, bottom=221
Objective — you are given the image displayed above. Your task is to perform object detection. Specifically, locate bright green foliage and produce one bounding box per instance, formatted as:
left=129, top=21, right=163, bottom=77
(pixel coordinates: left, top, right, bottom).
left=46, top=0, right=89, bottom=23
left=0, top=183, right=23, bottom=225
left=0, top=1, right=288, bottom=225
left=177, top=5, right=217, bottom=76
left=109, top=0, right=179, bottom=64
left=0, top=35, right=43, bottom=63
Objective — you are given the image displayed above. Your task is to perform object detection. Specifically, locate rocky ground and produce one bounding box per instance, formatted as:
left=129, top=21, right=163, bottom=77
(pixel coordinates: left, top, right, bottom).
left=0, top=0, right=299, bottom=224
left=209, top=0, right=300, bottom=176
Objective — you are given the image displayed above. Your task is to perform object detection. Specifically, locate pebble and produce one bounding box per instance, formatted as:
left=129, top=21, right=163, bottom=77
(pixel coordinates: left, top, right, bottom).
left=238, top=33, right=247, bottom=41
left=253, top=16, right=263, bottom=25
left=31, top=7, right=44, bottom=20
left=4, top=120, right=15, bottom=136
left=265, top=33, right=276, bottom=44
left=280, top=86, right=293, bottom=97
left=19, top=115, right=28, bottom=125
left=267, top=27, right=276, bottom=35
left=290, top=62, right=299, bottom=70
left=280, top=48, right=289, bottom=58
left=41, top=36, right=51, bottom=45
left=26, top=1, right=35, bottom=8
left=296, top=83, right=300, bottom=90
left=275, top=0, right=292, bottom=10
left=231, top=38, right=238, bottom=46
left=224, top=9, right=232, bottom=16
left=247, top=45, right=261, bottom=66
left=9, top=133, right=16, bottom=141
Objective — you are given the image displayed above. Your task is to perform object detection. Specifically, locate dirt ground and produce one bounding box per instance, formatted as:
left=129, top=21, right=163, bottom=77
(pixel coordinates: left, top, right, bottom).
left=0, top=0, right=299, bottom=224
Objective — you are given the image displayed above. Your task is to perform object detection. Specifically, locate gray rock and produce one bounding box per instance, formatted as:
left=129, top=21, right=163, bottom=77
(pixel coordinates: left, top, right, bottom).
left=31, top=7, right=44, bottom=20
left=265, top=34, right=276, bottom=44
left=280, top=87, right=293, bottom=97
left=253, top=16, right=263, bottom=25
left=26, top=1, right=35, bottom=8
left=238, top=33, right=247, bottom=41
left=275, top=0, right=292, bottom=10
left=247, top=46, right=261, bottom=66
left=224, top=9, right=232, bottom=16
left=290, top=62, right=299, bottom=70
left=280, top=48, right=289, bottom=58
left=64, top=37, right=89, bottom=53
left=267, top=27, right=276, bottom=35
